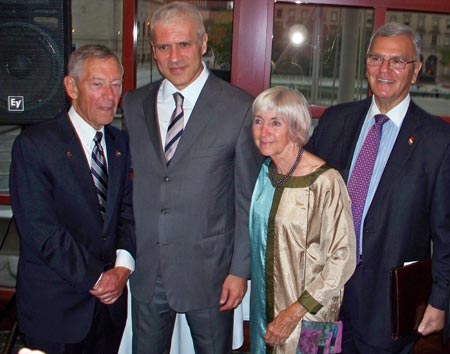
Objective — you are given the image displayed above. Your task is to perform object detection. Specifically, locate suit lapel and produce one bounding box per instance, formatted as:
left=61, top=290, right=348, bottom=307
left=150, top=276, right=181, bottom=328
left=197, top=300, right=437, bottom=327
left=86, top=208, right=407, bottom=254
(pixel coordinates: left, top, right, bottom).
left=368, top=102, right=421, bottom=210
left=168, top=75, right=220, bottom=166
left=144, top=82, right=167, bottom=165
left=340, top=99, right=371, bottom=182
left=58, top=115, right=101, bottom=218
left=104, top=126, right=124, bottom=226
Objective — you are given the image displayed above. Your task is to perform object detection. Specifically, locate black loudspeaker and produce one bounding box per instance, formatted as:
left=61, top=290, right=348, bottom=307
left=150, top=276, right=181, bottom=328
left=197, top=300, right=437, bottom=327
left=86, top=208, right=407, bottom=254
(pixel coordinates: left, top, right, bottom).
left=0, top=0, right=71, bottom=125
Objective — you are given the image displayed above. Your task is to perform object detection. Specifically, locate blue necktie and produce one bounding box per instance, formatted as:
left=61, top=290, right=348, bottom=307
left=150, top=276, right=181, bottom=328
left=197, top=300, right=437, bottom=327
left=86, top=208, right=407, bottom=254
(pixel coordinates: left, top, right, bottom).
left=91, top=132, right=108, bottom=217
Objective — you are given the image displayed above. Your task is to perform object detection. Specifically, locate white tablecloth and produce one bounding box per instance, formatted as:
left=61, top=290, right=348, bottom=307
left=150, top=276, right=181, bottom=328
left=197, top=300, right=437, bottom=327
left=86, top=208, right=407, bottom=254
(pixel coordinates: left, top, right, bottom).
left=119, top=282, right=250, bottom=354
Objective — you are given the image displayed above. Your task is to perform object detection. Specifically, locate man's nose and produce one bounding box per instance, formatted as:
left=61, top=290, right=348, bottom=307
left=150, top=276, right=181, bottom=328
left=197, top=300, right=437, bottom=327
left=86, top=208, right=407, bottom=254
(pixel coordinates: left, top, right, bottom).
left=169, top=47, right=181, bottom=62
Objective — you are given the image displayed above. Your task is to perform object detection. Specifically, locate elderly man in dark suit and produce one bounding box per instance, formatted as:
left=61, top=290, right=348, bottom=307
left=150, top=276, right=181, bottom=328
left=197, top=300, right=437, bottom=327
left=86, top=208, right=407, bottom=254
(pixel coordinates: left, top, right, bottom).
left=10, top=45, right=135, bottom=354
left=121, top=2, right=261, bottom=354
left=307, top=22, right=450, bottom=354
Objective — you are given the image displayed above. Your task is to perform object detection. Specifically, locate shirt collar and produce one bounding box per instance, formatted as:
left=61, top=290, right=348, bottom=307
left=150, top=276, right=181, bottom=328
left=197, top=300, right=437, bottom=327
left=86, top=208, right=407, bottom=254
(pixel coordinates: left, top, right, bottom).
left=68, top=106, right=105, bottom=149
left=368, top=94, right=411, bottom=128
left=160, top=62, right=210, bottom=108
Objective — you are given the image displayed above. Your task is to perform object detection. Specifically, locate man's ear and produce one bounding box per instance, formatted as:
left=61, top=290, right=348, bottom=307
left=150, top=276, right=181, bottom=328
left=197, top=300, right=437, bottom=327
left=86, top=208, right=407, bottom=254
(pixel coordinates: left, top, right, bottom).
left=151, top=42, right=157, bottom=61
left=201, top=33, right=208, bottom=56
left=411, top=61, right=423, bottom=85
left=64, top=76, right=78, bottom=100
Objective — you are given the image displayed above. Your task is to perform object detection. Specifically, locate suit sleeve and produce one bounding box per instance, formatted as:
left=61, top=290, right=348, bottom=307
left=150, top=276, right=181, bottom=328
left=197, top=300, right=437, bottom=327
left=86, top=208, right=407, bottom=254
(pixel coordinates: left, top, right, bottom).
left=231, top=105, right=263, bottom=279
left=114, top=135, right=136, bottom=259
left=429, top=137, right=450, bottom=310
left=10, top=132, right=104, bottom=292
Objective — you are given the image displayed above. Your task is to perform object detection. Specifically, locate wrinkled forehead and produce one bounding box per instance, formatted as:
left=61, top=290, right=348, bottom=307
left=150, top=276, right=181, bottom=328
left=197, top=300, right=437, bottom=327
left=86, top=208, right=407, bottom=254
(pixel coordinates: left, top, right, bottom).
left=368, top=34, right=416, bottom=56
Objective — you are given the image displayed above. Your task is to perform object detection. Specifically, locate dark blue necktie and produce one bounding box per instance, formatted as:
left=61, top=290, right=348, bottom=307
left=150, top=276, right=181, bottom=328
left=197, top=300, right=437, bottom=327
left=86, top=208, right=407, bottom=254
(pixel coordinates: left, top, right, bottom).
left=91, top=132, right=108, bottom=217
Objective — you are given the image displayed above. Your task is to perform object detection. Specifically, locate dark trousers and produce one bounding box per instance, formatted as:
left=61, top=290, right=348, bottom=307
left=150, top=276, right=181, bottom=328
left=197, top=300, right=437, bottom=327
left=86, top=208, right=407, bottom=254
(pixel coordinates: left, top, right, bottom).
left=132, top=275, right=233, bottom=354
left=25, top=300, right=126, bottom=354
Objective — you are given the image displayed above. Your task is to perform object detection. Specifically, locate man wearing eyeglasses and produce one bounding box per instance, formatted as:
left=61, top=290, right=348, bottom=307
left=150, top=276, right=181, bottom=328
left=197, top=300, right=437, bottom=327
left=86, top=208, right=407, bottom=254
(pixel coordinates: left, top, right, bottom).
left=307, top=22, right=450, bottom=354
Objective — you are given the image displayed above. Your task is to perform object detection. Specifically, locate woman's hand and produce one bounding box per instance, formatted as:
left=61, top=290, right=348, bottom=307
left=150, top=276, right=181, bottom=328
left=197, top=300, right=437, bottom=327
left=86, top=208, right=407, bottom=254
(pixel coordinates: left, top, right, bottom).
left=264, top=302, right=307, bottom=346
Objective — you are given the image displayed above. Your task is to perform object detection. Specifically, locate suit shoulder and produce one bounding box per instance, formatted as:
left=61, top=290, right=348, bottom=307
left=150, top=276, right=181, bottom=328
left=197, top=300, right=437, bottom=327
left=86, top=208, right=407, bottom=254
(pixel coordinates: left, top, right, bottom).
left=17, top=113, right=67, bottom=140
left=123, top=80, right=161, bottom=103
left=207, top=74, right=254, bottom=105
left=106, top=124, right=127, bottom=139
left=322, top=98, right=370, bottom=117
left=410, top=101, right=450, bottom=135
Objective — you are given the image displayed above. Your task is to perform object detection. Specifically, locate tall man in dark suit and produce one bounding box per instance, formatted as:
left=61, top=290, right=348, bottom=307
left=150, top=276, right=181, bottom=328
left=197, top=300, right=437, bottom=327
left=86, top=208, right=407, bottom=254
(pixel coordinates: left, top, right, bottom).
left=121, top=2, right=261, bottom=354
left=307, top=22, right=450, bottom=354
left=10, top=45, right=136, bottom=354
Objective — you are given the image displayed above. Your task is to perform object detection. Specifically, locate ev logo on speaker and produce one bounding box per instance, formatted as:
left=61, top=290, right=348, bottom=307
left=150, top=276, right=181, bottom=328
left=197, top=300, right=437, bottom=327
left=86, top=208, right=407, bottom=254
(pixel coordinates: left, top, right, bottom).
left=8, top=96, right=25, bottom=112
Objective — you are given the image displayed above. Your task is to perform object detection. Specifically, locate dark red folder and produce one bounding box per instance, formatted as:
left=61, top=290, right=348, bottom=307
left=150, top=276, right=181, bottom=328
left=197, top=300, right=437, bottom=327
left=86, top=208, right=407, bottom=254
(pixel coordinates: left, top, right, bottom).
left=391, top=259, right=432, bottom=339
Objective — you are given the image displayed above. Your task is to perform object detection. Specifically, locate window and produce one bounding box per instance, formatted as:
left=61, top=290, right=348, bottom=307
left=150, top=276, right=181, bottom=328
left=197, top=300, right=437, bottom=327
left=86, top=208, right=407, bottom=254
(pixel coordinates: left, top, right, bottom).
left=444, top=34, right=450, bottom=46
left=388, top=10, right=450, bottom=116
left=270, top=3, right=373, bottom=108
left=288, top=9, right=295, bottom=20
left=72, top=1, right=123, bottom=55
left=277, top=8, right=283, bottom=18
left=330, top=11, right=337, bottom=22
left=432, top=16, right=440, bottom=29
left=403, top=14, right=411, bottom=26
left=418, top=15, right=425, bottom=29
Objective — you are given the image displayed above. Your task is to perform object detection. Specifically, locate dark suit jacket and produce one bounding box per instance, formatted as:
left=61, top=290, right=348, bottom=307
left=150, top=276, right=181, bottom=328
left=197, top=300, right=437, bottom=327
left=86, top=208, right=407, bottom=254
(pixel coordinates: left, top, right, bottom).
left=122, top=73, right=261, bottom=312
left=307, top=98, right=450, bottom=350
left=10, top=112, right=135, bottom=342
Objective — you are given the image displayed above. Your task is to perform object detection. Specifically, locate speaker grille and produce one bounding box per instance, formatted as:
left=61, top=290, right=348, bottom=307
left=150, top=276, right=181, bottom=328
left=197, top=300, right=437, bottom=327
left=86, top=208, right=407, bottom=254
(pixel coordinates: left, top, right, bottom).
left=0, top=1, right=71, bottom=125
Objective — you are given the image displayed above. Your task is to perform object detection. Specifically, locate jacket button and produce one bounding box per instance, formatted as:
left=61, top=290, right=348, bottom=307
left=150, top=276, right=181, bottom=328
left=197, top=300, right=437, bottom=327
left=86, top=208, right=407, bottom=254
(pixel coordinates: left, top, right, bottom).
left=161, top=208, right=168, bottom=215
left=163, top=176, right=170, bottom=182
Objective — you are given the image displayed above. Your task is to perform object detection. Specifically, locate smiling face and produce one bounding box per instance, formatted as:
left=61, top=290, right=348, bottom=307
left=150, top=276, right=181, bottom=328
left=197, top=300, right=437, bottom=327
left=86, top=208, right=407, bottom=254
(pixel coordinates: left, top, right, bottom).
left=366, top=35, right=422, bottom=113
left=252, top=111, right=296, bottom=163
left=64, top=57, right=122, bottom=130
left=152, top=17, right=207, bottom=90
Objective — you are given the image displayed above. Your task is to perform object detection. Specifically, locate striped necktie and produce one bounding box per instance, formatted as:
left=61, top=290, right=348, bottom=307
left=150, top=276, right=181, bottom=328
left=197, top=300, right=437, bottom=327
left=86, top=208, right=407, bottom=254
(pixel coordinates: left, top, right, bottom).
left=348, top=114, right=389, bottom=262
left=165, top=92, right=184, bottom=163
left=91, top=131, right=108, bottom=217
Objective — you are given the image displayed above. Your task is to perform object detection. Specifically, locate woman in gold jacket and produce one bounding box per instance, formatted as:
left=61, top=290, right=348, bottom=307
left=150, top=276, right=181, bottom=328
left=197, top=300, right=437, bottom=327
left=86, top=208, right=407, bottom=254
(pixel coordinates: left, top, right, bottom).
left=249, top=86, right=356, bottom=354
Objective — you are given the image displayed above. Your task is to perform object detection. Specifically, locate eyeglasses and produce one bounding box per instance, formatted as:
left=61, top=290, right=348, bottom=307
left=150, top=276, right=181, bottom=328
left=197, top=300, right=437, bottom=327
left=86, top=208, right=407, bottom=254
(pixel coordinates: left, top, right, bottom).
left=366, top=54, right=417, bottom=70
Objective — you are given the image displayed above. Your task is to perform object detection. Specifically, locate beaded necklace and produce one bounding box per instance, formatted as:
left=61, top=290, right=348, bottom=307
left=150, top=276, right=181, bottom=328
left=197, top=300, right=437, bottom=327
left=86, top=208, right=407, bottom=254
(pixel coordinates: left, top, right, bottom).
left=270, top=147, right=304, bottom=188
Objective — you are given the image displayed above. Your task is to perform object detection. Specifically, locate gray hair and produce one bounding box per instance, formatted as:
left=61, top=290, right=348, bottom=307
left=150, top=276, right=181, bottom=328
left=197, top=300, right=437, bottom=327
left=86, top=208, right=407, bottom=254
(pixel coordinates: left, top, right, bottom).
left=367, top=22, right=422, bottom=60
left=68, top=44, right=123, bottom=82
left=150, top=1, right=205, bottom=44
left=252, top=86, right=311, bottom=147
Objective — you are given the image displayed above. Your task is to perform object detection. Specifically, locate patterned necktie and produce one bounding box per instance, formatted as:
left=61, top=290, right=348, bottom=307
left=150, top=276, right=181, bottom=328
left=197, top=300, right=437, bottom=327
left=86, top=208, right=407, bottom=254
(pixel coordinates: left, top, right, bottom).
left=91, top=131, right=108, bottom=217
left=165, top=92, right=184, bottom=163
left=347, top=114, right=389, bottom=262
